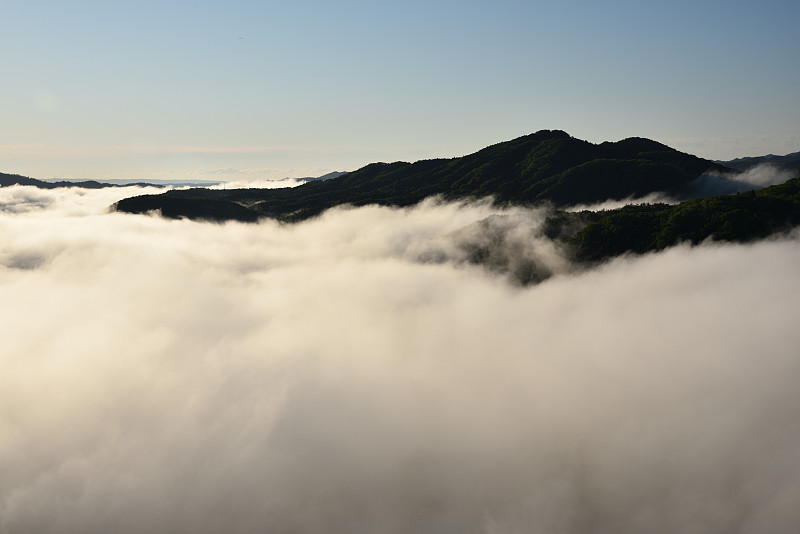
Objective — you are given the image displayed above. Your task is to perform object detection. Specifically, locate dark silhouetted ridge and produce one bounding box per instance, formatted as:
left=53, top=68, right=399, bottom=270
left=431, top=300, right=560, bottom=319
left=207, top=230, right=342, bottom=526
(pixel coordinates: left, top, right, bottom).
left=0, top=172, right=165, bottom=190
left=115, top=130, right=733, bottom=223
left=717, top=151, right=800, bottom=172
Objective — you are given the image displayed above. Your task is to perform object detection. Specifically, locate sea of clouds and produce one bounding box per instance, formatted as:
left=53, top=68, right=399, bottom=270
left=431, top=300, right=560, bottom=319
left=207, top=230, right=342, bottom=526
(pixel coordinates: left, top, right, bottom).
left=1, top=185, right=799, bottom=533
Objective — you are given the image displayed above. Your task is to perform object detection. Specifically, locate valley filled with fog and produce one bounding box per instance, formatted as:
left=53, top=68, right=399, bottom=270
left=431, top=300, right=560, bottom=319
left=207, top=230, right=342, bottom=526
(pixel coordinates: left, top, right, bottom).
left=1, top=185, right=799, bottom=533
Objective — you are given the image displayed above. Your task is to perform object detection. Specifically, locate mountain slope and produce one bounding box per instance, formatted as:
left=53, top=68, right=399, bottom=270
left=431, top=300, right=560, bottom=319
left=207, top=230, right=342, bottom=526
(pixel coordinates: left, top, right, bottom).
left=0, top=172, right=160, bottom=190
left=553, top=176, right=800, bottom=263
left=717, top=151, right=800, bottom=171
left=115, top=130, right=733, bottom=222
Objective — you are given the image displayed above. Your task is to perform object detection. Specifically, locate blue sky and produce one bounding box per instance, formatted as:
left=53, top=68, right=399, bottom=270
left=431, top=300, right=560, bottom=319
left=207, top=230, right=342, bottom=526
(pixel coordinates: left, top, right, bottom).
left=2, top=0, right=798, bottom=181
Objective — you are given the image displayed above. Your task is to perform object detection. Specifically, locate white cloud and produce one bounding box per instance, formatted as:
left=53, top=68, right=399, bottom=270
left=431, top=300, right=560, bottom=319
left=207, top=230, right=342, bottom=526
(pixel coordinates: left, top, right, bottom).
left=685, top=164, right=795, bottom=198
left=1, top=187, right=799, bottom=533
left=732, top=163, right=795, bottom=187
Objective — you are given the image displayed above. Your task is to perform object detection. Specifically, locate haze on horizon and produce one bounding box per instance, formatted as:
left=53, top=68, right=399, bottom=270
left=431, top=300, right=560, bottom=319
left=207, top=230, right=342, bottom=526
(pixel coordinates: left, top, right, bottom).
left=2, top=0, right=799, bottom=182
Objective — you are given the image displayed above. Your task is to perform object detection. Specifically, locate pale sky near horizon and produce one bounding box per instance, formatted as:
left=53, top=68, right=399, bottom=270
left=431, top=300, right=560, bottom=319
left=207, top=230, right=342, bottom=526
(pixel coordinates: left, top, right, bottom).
left=2, top=0, right=798, bottom=182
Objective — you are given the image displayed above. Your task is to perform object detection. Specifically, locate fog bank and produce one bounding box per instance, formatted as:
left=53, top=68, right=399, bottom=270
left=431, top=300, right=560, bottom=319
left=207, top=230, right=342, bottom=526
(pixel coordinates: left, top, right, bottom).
left=686, top=164, right=794, bottom=198
left=1, top=187, right=799, bottom=533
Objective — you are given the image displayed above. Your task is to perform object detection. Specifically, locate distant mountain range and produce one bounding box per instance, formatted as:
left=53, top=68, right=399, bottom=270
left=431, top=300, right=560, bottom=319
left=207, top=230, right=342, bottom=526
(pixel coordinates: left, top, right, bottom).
left=0, top=172, right=162, bottom=189
left=0, top=173, right=345, bottom=190
left=715, top=151, right=800, bottom=171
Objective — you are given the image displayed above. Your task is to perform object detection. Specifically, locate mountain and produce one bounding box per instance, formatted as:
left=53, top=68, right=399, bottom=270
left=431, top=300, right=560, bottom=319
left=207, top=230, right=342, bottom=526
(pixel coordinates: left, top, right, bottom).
left=112, top=131, right=800, bottom=270
left=717, top=151, right=800, bottom=172
left=0, top=172, right=163, bottom=190
left=114, top=130, right=734, bottom=222
left=1, top=171, right=348, bottom=191
left=0, top=172, right=48, bottom=188
left=547, top=176, right=800, bottom=263
left=297, top=171, right=349, bottom=182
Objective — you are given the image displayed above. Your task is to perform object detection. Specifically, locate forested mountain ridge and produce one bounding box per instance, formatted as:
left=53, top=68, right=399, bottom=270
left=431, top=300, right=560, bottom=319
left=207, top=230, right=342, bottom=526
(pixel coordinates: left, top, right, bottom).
left=110, top=130, right=800, bottom=269
left=550, top=176, right=800, bottom=263
left=0, top=171, right=160, bottom=189
left=114, top=130, right=734, bottom=222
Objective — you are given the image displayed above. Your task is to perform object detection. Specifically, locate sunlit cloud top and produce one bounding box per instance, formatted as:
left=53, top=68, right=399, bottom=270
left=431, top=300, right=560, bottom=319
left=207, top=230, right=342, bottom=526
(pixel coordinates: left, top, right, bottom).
left=1, top=186, right=799, bottom=532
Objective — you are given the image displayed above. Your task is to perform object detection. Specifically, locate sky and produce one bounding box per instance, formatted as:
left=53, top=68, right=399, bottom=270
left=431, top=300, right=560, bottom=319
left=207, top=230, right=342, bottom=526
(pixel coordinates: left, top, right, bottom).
left=2, top=0, right=799, bottom=182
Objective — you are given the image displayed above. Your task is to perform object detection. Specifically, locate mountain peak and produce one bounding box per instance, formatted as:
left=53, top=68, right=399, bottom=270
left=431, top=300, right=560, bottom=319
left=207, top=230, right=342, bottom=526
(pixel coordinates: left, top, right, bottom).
left=115, top=131, right=733, bottom=223
left=601, top=137, right=675, bottom=155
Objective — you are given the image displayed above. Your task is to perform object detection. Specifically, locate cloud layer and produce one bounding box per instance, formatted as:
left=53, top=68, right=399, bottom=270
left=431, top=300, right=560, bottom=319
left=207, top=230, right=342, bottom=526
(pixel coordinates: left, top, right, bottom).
left=686, top=164, right=794, bottom=198
left=1, top=187, right=799, bottom=533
